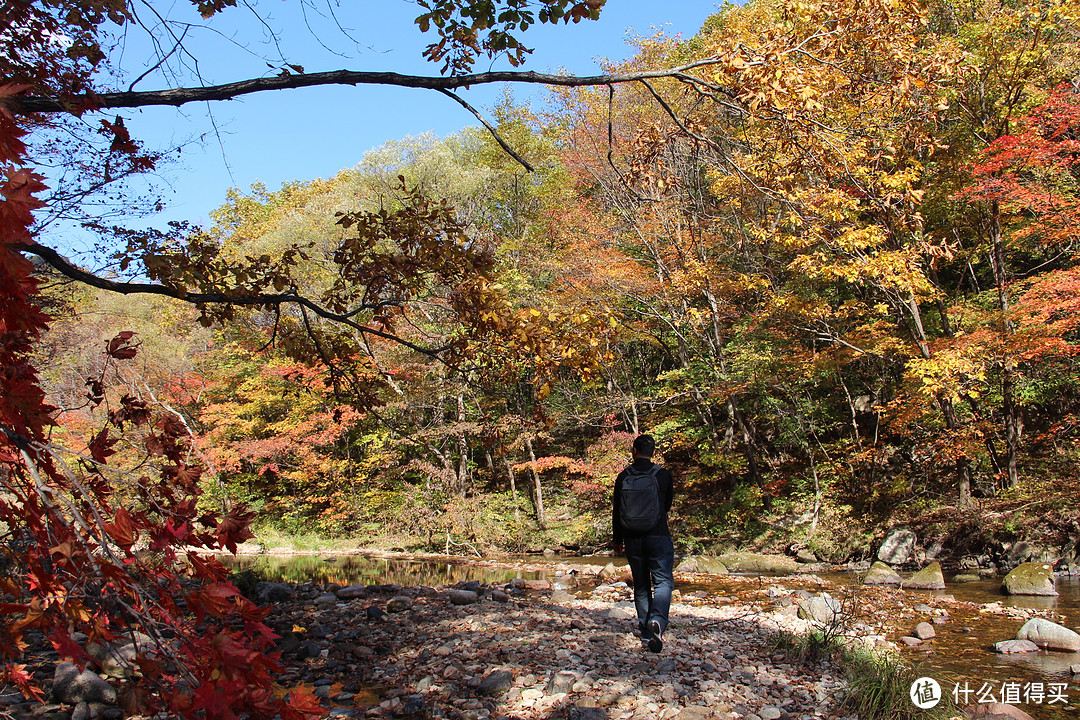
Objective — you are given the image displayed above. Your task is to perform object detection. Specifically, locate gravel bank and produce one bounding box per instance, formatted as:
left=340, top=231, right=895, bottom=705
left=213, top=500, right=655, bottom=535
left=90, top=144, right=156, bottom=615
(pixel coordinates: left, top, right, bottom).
left=262, top=573, right=860, bottom=720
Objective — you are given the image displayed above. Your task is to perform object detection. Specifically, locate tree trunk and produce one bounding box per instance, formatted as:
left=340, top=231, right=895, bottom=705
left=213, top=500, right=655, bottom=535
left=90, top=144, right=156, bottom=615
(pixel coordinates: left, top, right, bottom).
left=456, top=392, right=469, bottom=497
left=938, top=398, right=973, bottom=506
left=523, top=436, right=546, bottom=530
left=503, top=456, right=521, bottom=522
left=988, top=206, right=1020, bottom=489
left=729, top=400, right=767, bottom=506
left=905, top=293, right=973, bottom=506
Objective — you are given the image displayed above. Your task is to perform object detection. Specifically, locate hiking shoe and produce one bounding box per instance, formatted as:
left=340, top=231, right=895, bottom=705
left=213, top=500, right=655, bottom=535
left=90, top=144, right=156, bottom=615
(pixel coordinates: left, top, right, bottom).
left=647, top=620, right=663, bottom=653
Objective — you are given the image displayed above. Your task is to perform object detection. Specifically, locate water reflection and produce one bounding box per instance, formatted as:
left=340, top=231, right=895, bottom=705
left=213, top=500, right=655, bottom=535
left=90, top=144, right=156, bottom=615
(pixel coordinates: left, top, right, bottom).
left=824, top=570, right=1080, bottom=718
left=223, top=553, right=547, bottom=587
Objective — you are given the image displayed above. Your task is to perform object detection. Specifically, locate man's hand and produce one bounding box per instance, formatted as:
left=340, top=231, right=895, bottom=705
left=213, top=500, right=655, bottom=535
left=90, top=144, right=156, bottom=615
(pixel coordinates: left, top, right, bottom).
left=613, top=542, right=624, bottom=556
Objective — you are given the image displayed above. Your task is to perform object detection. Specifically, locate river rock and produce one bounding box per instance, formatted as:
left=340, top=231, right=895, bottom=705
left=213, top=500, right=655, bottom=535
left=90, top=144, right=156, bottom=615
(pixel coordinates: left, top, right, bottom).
left=53, top=662, right=117, bottom=706
left=89, top=632, right=157, bottom=680
left=963, top=703, right=1035, bottom=720
left=254, top=581, right=293, bottom=603
left=313, top=592, right=338, bottom=608
left=1070, top=663, right=1080, bottom=675
left=951, top=573, right=981, bottom=583
left=795, top=548, right=818, bottom=564
left=993, top=639, right=1039, bottom=654
left=550, top=590, right=575, bottom=605
left=1002, top=562, right=1057, bottom=596
left=72, top=700, right=94, bottom=720
left=716, top=553, right=798, bottom=574
left=448, top=589, right=479, bottom=605
left=863, top=561, right=902, bottom=586
left=1015, top=617, right=1080, bottom=652
left=546, top=671, right=578, bottom=694
left=913, top=622, right=936, bottom=640
left=902, top=562, right=945, bottom=590
left=1004, top=542, right=1058, bottom=566
left=877, top=527, right=917, bottom=565
left=335, top=585, right=368, bottom=600
left=675, top=556, right=729, bottom=575
left=476, top=670, right=514, bottom=697
left=797, top=594, right=842, bottom=624
left=99, top=643, right=138, bottom=679
left=386, top=596, right=413, bottom=613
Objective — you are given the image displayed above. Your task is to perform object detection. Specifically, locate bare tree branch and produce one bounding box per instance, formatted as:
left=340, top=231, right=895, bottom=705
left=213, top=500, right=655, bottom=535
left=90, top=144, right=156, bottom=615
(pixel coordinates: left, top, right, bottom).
left=17, top=241, right=456, bottom=358
left=10, top=61, right=727, bottom=114
left=436, top=88, right=534, bottom=172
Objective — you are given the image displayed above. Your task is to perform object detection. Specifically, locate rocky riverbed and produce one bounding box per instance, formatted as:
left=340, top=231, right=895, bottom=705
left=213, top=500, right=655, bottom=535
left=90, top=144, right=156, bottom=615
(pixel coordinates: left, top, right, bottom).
left=259, top=571, right=859, bottom=720
left=4, top=561, right=1078, bottom=720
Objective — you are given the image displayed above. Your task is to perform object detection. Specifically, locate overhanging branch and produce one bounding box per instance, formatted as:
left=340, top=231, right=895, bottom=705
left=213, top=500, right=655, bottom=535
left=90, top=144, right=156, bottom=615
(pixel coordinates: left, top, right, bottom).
left=11, top=60, right=726, bottom=114
left=17, top=241, right=454, bottom=359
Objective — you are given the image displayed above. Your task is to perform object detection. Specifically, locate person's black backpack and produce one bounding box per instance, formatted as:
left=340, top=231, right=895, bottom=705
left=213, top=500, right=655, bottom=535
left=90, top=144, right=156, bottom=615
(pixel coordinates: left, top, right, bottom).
left=618, top=464, right=662, bottom=533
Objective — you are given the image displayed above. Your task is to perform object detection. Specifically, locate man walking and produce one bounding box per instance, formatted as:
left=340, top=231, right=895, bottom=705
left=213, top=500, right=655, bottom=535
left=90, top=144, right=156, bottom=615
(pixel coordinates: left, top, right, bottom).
left=612, top=434, right=674, bottom=652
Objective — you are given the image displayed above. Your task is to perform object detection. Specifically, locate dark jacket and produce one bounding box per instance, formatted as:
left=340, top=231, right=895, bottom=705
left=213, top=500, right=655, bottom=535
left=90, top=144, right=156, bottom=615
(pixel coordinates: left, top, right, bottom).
left=612, top=458, right=673, bottom=543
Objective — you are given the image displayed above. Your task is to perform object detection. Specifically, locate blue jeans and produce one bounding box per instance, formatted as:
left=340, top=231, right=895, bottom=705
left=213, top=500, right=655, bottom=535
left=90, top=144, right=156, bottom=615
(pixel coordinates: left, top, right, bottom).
left=624, top=534, right=675, bottom=632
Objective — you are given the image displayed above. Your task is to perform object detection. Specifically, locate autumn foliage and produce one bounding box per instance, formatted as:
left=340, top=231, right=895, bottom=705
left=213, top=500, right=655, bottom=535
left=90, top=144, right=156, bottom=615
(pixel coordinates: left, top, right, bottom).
left=3, top=0, right=1080, bottom=710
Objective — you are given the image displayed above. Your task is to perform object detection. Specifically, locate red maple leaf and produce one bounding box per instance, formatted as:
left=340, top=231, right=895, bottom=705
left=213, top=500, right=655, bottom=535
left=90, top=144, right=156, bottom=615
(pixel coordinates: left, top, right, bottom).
left=88, top=427, right=117, bottom=464
left=187, top=582, right=238, bottom=619
left=281, top=688, right=326, bottom=720
left=103, top=507, right=137, bottom=551
left=1, top=662, right=44, bottom=702
left=105, top=330, right=140, bottom=359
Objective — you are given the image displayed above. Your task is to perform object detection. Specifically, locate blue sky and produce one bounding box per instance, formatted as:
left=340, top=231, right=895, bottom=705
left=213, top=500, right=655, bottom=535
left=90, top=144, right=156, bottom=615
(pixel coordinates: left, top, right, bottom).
left=87, top=2, right=720, bottom=235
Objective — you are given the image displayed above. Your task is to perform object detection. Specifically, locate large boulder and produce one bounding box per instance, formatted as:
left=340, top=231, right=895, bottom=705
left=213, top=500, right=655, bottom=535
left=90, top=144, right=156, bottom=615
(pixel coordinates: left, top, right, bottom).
left=863, top=561, right=902, bottom=586
left=87, top=631, right=157, bottom=679
left=1004, top=542, right=1058, bottom=566
left=993, top=639, right=1039, bottom=654
left=335, top=584, right=368, bottom=600
left=877, top=527, right=917, bottom=565
left=53, top=662, right=117, bottom=705
left=797, top=594, right=843, bottom=624
left=447, top=589, right=479, bottom=606
left=715, top=553, right=798, bottom=574
left=902, top=562, right=946, bottom=590
left=253, top=581, right=293, bottom=603
left=675, top=556, right=729, bottom=575
left=1002, top=562, right=1057, bottom=596
left=913, top=622, right=936, bottom=640
left=1015, top=618, right=1080, bottom=652
left=963, top=703, right=1035, bottom=720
